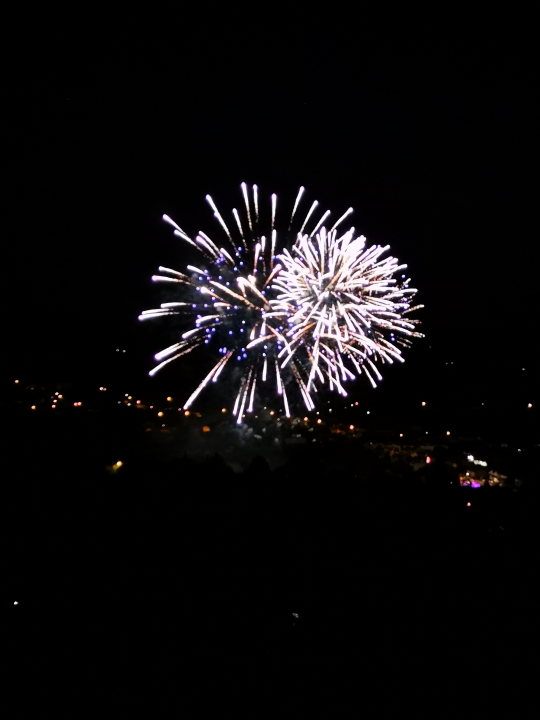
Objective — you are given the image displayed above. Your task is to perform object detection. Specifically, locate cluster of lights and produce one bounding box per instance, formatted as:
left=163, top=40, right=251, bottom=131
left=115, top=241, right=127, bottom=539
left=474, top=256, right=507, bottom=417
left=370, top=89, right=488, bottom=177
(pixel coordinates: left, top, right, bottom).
left=467, top=454, right=488, bottom=467
left=73, top=402, right=82, bottom=407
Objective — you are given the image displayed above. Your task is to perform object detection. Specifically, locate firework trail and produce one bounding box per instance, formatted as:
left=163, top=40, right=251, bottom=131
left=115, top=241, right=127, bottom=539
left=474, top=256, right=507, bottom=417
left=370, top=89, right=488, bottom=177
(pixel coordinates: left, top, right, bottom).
left=140, top=184, right=424, bottom=421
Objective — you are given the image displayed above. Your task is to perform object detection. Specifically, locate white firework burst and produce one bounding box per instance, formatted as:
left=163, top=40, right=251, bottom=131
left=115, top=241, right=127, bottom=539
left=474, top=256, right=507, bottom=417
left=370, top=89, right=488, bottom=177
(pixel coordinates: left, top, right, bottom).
left=139, top=183, right=424, bottom=420
left=271, top=225, right=424, bottom=396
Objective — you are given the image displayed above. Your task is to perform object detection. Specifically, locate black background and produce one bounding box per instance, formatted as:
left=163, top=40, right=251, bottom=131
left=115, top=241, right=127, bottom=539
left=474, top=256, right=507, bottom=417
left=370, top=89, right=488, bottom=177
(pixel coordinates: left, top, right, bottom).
left=4, top=11, right=538, bottom=703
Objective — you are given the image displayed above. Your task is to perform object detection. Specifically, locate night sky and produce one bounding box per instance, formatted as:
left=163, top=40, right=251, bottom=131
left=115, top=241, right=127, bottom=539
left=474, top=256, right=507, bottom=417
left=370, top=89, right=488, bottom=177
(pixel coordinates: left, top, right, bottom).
left=5, top=23, right=538, bottom=404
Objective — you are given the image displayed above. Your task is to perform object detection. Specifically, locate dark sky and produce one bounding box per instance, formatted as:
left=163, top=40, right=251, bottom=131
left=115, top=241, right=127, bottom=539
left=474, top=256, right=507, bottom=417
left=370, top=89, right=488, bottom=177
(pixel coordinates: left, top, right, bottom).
left=4, top=21, right=537, bottom=396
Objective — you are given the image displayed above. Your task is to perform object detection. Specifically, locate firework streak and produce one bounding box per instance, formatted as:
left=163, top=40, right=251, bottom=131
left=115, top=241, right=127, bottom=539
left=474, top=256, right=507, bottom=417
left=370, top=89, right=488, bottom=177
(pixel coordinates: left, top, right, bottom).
left=140, top=185, right=424, bottom=422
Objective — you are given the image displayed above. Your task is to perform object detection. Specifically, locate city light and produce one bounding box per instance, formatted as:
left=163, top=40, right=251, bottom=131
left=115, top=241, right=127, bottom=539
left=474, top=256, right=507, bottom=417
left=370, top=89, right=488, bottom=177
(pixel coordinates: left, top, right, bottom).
left=116, top=461, right=123, bottom=467
left=222, top=408, right=227, bottom=413
left=467, top=455, right=474, bottom=461
left=304, top=417, right=308, bottom=421
left=421, top=401, right=426, bottom=406
left=167, top=397, right=172, bottom=402
left=400, top=433, right=403, bottom=437
left=446, top=431, right=450, bottom=436
left=136, top=400, right=141, bottom=404
left=528, top=403, right=532, bottom=408
left=158, top=411, right=164, bottom=417
left=349, top=425, right=354, bottom=430
left=317, top=419, right=322, bottom=424
left=184, top=410, right=190, bottom=416
left=426, top=456, right=431, bottom=463
left=467, top=502, right=471, bottom=507
left=202, top=426, right=210, bottom=432
left=270, top=411, right=274, bottom=416
left=31, top=406, right=36, bottom=410
left=15, top=380, right=19, bottom=384
left=58, top=395, right=63, bottom=399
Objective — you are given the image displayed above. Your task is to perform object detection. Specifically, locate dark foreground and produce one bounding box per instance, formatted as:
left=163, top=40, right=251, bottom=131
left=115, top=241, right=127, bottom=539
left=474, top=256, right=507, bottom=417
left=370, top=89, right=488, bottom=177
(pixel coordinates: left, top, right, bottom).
left=5, top=412, right=538, bottom=709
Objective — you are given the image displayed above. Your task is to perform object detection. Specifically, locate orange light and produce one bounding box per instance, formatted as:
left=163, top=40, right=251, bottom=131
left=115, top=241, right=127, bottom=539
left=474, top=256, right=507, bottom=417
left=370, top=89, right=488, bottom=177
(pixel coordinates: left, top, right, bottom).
left=184, top=410, right=190, bottom=416
left=15, top=380, right=19, bottom=384
left=317, top=419, right=322, bottom=424
left=446, top=431, right=450, bottom=436
left=128, top=396, right=132, bottom=400
left=58, top=395, right=63, bottom=399
left=222, top=408, right=226, bottom=413
left=116, top=461, right=123, bottom=467
left=270, top=411, right=275, bottom=416
left=304, top=417, right=308, bottom=421
left=426, top=456, right=431, bottom=464
left=202, top=426, right=210, bottom=432
left=31, top=405, right=36, bottom=410
left=78, top=402, right=82, bottom=406
left=421, top=401, right=426, bottom=406
left=136, top=400, right=141, bottom=404
left=400, top=433, right=403, bottom=437
left=73, top=402, right=78, bottom=407
left=52, top=405, right=56, bottom=409
left=349, top=425, right=354, bottom=430
left=158, top=411, right=164, bottom=417
left=167, top=397, right=172, bottom=402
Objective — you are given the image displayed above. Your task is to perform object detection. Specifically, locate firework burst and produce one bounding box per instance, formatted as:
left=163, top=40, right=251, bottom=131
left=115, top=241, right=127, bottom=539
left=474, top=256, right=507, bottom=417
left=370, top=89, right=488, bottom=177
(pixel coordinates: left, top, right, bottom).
left=140, top=184, right=424, bottom=421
